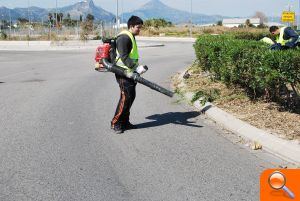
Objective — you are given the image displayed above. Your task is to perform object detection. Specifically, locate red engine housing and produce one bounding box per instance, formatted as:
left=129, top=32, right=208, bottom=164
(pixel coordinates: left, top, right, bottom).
left=95, top=43, right=111, bottom=62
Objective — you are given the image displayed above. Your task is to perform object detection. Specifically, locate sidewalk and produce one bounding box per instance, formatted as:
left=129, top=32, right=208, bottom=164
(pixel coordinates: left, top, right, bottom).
left=0, top=40, right=164, bottom=51
left=178, top=71, right=300, bottom=165
left=0, top=37, right=197, bottom=51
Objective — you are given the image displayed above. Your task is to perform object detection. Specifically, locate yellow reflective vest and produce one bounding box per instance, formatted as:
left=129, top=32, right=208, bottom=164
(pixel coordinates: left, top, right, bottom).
left=116, top=30, right=139, bottom=71
left=276, top=27, right=290, bottom=45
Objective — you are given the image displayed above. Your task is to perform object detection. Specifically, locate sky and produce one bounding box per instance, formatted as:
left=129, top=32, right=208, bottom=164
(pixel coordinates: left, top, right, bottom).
left=0, top=0, right=299, bottom=17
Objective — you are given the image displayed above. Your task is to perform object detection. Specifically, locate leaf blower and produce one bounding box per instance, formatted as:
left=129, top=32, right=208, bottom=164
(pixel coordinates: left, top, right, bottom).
left=94, top=39, right=174, bottom=97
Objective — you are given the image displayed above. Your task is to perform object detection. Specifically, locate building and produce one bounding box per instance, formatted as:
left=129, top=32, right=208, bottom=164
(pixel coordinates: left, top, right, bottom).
left=222, top=18, right=261, bottom=28
left=112, top=23, right=127, bottom=29
left=265, top=22, right=285, bottom=27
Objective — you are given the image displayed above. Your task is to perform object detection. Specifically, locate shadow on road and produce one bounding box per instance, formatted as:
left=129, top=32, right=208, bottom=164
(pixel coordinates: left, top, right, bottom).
left=135, top=111, right=203, bottom=129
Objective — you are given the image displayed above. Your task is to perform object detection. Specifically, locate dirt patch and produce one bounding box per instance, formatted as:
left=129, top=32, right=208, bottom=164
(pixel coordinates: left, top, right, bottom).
left=173, top=67, right=300, bottom=141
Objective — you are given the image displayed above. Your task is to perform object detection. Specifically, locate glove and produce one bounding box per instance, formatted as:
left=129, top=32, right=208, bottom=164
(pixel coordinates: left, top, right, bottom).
left=135, top=65, right=148, bottom=75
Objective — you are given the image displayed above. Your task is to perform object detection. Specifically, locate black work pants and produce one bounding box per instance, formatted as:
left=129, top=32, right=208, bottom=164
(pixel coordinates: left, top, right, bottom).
left=111, top=74, right=136, bottom=127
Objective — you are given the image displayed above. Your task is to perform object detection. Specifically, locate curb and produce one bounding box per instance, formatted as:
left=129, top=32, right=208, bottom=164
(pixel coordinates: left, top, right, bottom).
left=178, top=72, right=300, bottom=165
left=0, top=41, right=164, bottom=51
left=139, top=43, right=165, bottom=48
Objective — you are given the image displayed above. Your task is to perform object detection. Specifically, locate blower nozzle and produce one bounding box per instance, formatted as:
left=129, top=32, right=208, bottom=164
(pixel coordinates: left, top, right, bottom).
left=94, top=42, right=174, bottom=97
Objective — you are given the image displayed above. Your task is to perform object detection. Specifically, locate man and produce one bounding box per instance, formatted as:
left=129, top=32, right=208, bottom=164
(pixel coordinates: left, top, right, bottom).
left=111, top=15, right=146, bottom=134
left=269, top=26, right=300, bottom=50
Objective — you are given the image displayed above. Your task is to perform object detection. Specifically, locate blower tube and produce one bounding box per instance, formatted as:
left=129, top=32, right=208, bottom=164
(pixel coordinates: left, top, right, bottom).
left=102, top=59, right=174, bottom=97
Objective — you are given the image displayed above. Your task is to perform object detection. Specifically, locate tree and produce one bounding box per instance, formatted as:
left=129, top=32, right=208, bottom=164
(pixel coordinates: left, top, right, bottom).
left=58, top=13, right=63, bottom=23
left=86, top=14, right=94, bottom=22
left=63, top=13, right=77, bottom=27
left=253, top=11, right=268, bottom=24
left=48, top=13, right=53, bottom=20
left=80, top=14, right=95, bottom=40
left=48, top=13, right=54, bottom=27
left=216, top=20, right=222, bottom=26
left=18, top=18, right=29, bottom=24
left=245, top=19, right=254, bottom=27
left=55, top=13, right=64, bottom=28
left=257, top=23, right=267, bottom=29
left=143, top=18, right=173, bottom=29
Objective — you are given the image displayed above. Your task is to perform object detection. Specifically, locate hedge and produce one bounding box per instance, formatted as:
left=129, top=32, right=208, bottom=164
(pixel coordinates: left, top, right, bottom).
left=231, top=31, right=273, bottom=41
left=194, top=34, right=300, bottom=111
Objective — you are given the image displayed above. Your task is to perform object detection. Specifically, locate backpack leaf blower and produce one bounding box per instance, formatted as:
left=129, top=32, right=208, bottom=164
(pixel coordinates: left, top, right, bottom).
left=94, top=41, right=174, bottom=98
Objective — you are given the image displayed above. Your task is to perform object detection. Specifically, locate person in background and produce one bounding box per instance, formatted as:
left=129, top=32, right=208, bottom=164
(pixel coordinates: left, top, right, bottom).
left=269, top=26, right=300, bottom=50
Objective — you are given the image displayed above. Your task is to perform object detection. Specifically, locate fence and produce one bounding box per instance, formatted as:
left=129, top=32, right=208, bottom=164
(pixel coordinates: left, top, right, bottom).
left=0, top=22, right=119, bottom=41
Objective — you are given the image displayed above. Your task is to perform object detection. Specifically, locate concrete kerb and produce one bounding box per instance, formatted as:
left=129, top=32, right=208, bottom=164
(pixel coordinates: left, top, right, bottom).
left=0, top=40, right=164, bottom=51
left=0, top=36, right=195, bottom=49
left=178, top=71, right=300, bottom=165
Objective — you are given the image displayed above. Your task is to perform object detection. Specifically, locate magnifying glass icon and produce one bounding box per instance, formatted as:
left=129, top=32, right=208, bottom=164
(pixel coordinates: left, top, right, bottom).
left=268, top=171, right=295, bottom=199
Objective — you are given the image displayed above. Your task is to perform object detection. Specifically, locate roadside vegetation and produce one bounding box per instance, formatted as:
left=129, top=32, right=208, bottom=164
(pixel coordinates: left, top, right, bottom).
left=0, top=13, right=100, bottom=41
left=141, top=25, right=270, bottom=37
left=1, top=16, right=272, bottom=40
left=175, top=33, right=300, bottom=140
left=193, top=34, right=300, bottom=112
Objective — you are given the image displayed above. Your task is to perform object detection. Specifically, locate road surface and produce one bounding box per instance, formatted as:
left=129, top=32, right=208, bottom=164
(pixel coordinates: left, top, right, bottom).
left=0, top=41, right=284, bottom=201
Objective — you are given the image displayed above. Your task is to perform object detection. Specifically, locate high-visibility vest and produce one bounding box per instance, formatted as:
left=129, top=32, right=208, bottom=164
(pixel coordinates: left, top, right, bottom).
left=276, top=27, right=290, bottom=45
left=116, top=30, right=139, bottom=71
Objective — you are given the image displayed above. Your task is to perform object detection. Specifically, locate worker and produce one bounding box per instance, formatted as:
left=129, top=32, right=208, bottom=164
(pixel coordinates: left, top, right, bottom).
left=111, top=15, right=147, bottom=134
left=269, top=26, right=300, bottom=50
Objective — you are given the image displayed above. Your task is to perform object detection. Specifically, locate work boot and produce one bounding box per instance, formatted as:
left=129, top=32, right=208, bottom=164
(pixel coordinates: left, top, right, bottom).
left=124, top=122, right=137, bottom=130
left=111, top=124, right=124, bottom=134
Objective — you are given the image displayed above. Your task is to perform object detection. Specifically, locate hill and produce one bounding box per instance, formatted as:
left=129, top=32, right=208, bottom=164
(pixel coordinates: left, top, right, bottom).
left=122, top=0, right=224, bottom=24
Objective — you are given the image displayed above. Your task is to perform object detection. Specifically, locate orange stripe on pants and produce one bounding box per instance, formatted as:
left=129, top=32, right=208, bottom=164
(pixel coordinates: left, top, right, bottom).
left=112, top=90, right=126, bottom=125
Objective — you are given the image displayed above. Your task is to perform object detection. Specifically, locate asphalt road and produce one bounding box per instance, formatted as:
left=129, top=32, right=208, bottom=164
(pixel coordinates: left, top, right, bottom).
left=0, top=41, right=283, bottom=201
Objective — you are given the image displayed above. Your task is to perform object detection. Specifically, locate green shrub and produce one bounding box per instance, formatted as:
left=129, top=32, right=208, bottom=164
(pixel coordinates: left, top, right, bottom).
left=0, top=31, right=7, bottom=40
left=193, top=34, right=300, bottom=111
left=232, top=31, right=269, bottom=41
left=144, top=18, right=173, bottom=29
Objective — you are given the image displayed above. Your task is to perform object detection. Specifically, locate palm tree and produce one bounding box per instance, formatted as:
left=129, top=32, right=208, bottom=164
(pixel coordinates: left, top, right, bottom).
left=58, top=13, right=63, bottom=23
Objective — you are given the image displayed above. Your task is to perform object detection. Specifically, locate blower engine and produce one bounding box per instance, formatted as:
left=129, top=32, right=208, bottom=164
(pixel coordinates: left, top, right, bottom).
left=94, top=42, right=111, bottom=72
left=94, top=40, right=174, bottom=97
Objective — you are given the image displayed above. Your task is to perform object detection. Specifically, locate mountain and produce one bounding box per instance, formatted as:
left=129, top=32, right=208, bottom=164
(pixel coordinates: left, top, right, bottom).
left=0, top=6, right=23, bottom=20
left=0, top=0, right=115, bottom=22
left=14, top=6, right=49, bottom=21
left=1, top=6, right=57, bottom=22
left=0, top=0, right=281, bottom=25
left=57, top=0, right=114, bottom=21
left=122, top=0, right=224, bottom=24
